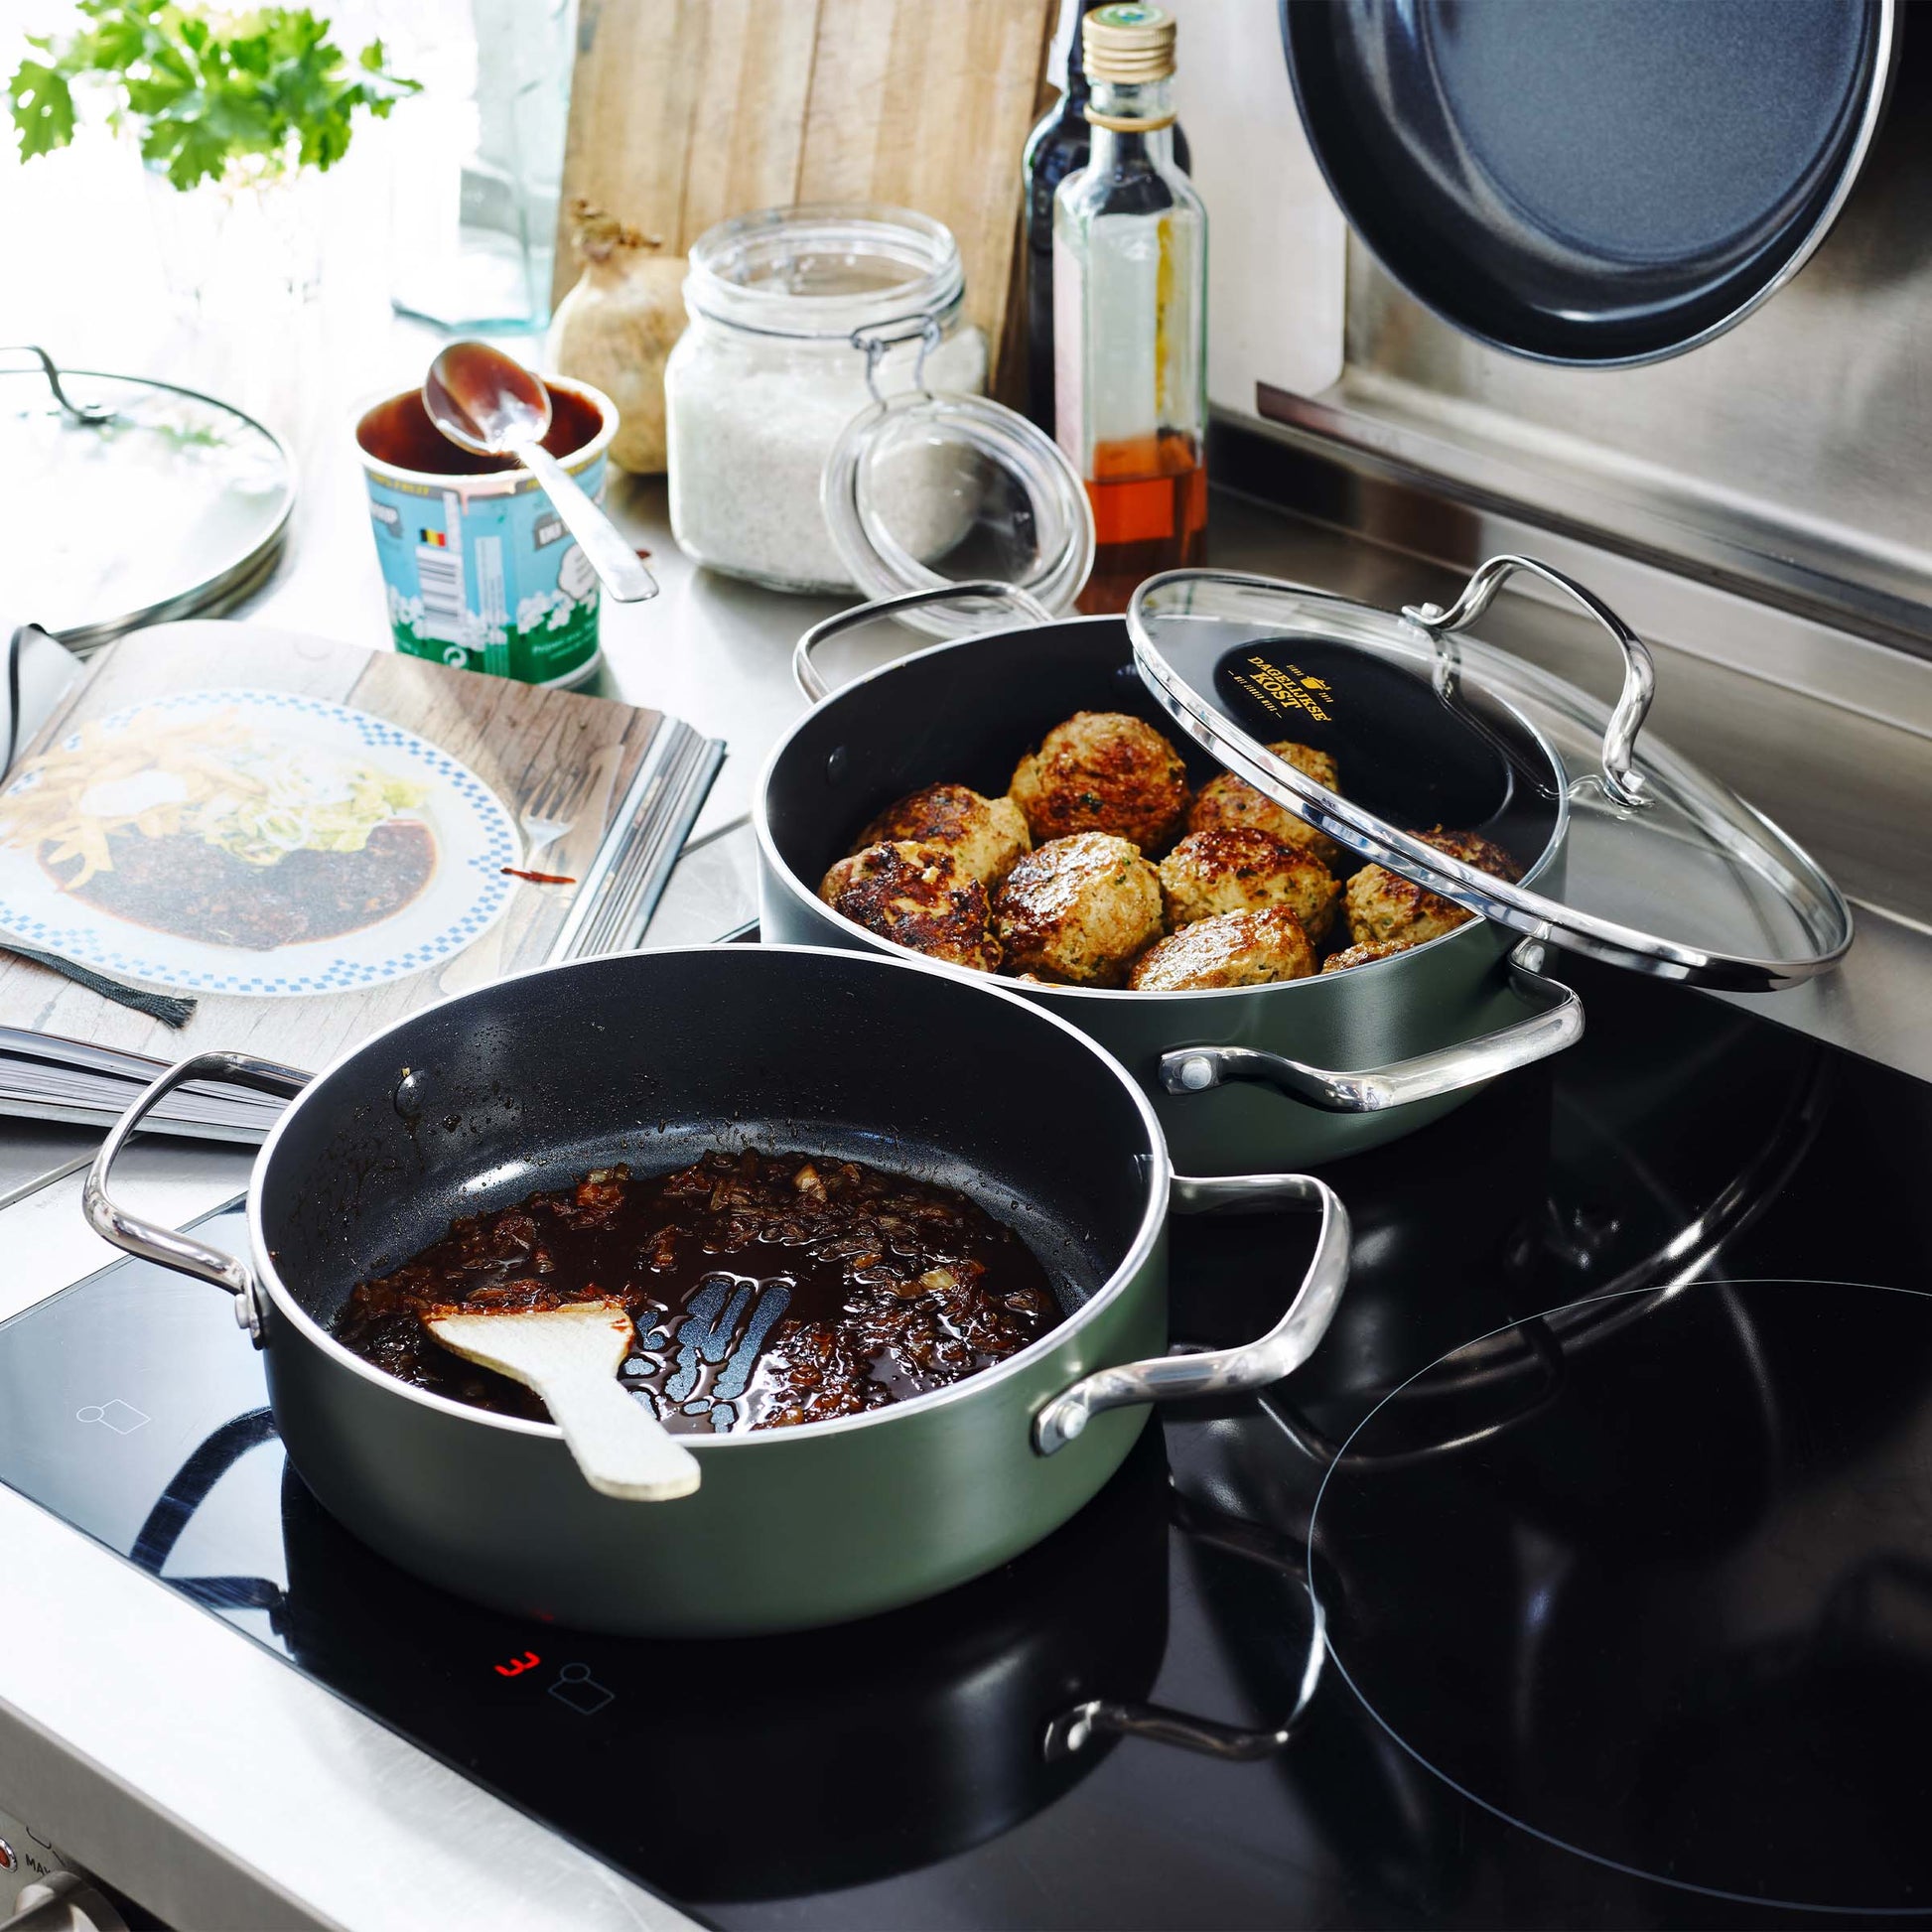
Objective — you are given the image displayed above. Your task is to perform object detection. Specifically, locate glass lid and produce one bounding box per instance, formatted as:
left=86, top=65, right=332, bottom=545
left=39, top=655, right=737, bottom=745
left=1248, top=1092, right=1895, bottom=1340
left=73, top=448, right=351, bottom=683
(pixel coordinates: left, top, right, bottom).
left=0, top=346, right=295, bottom=651
left=1126, top=558, right=1854, bottom=991
left=823, top=388, right=1094, bottom=636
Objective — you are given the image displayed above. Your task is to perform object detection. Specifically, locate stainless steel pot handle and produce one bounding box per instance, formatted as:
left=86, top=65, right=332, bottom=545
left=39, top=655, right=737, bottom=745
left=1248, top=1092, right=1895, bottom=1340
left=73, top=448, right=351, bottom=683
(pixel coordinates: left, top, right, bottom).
left=1034, top=1173, right=1348, bottom=1455
left=1158, top=947, right=1582, bottom=1114
left=1401, top=554, right=1656, bottom=808
left=1045, top=1488, right=1326, bottom=1761
left=82, top=1050, right=311, bottom=1344
left=793, top=581, right=1054, bottom=701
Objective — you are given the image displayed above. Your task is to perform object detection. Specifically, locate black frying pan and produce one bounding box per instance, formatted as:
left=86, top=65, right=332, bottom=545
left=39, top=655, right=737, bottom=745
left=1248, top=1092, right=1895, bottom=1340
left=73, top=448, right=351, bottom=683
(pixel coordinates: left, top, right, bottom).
left=1283, top=0, right=1898, bottom=366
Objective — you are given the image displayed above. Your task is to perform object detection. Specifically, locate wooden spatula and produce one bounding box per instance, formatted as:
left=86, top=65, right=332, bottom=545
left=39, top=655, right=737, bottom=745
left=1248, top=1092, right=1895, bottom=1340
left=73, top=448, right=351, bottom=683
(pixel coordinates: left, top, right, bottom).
left=427, top=1300, right=701, bottom=1501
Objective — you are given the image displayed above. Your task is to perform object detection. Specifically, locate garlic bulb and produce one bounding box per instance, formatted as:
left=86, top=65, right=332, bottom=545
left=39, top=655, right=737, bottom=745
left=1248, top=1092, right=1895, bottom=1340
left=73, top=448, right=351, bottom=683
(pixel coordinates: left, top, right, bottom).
left=546, top=200, right=686, bottom=475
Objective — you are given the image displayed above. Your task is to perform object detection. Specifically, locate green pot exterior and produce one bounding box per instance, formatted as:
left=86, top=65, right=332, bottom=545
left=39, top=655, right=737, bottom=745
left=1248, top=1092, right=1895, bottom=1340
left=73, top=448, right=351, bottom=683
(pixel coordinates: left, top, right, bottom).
left=264, top=1224, right=1169, bottom=1637
left=1034, top=919, right=1531, bottom=1173
left=756, top=610, right=1577, bottom=1175
left=758, top=881, right=1559, bottom=1174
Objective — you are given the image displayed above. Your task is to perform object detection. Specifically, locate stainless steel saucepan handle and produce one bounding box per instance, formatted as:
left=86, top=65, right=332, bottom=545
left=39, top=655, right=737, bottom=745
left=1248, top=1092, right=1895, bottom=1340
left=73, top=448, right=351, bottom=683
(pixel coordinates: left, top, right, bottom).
left=793, top=581, right=1054, bottom=701
left=1034, top=1173, right=1348, bottom=1455
left=1159, top=948, right=1582, bottom=1114
left=82, top=1050, right=311, bottom=1345
left=1401, top=553, right=1656, bottom=808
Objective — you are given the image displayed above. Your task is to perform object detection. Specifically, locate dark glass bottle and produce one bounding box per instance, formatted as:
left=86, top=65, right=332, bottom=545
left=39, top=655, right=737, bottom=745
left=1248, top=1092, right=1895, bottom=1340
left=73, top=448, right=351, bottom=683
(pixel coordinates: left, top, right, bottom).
left=1021, top=0, right=1187, bottom=436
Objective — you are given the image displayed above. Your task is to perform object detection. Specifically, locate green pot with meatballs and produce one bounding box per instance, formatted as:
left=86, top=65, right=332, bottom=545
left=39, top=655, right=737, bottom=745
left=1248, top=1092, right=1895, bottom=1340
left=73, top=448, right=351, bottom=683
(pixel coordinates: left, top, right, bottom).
left=763, top=561, right=1851, bottom=1172
left=759, top=608, right=1584, bottom=1175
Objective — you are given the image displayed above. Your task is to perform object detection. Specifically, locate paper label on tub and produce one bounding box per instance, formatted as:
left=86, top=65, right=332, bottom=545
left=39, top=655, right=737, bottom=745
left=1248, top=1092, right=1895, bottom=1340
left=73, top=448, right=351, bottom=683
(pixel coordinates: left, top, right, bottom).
left=363, top=457, right=605, bottom=685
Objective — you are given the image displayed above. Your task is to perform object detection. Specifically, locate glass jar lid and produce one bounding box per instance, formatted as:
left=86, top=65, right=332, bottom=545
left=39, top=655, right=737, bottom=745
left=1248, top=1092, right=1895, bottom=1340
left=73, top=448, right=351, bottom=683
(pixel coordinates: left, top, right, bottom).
left=822, top=388, right=1095, bottom=634
left=683, top=203, right=966, bottom=340
left=1127, top=559, right=1853, bottom=991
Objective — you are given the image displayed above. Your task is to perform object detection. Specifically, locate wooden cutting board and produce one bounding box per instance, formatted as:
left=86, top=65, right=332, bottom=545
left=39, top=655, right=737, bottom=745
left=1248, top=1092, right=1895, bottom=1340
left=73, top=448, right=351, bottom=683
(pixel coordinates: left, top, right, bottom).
left=554, top=0, right=1058, bottom=378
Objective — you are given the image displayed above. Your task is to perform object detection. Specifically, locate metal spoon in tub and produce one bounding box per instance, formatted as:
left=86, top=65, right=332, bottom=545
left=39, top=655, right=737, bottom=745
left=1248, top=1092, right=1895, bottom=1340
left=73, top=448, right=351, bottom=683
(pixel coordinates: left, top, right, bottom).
left=423, top=343, right=658, bottom=604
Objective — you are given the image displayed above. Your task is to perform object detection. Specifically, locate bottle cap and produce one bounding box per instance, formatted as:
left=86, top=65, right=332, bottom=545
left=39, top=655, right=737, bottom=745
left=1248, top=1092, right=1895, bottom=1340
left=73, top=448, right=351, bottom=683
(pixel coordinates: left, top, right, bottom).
left=1083, top=4, right=1176, bottom=85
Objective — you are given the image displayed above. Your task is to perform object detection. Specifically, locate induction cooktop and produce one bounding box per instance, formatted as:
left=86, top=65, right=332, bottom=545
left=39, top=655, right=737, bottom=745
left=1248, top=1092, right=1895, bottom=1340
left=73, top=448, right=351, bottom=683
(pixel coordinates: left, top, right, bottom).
left=3, top=956, right=1930, bottom=1929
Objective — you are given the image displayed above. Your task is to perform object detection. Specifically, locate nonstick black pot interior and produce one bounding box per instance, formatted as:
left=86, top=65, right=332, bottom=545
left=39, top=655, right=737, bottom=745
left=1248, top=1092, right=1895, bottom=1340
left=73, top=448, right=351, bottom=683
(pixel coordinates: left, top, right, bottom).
left=766, top=617, right=1561, bottom=894
left=770, top=620, right=1212, bottom=892
left=255, top=947, right=1158, bottom=1326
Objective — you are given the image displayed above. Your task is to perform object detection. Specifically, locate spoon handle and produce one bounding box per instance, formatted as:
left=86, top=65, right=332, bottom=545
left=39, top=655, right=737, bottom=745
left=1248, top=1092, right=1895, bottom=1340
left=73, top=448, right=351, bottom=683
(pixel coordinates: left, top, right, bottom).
left=515, top=439, right=659, bottom=605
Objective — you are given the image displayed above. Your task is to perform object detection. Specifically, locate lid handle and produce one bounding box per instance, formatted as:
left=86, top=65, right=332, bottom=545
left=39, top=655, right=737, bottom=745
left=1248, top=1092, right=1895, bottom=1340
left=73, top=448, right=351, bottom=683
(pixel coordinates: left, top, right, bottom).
left=1402, top=555, right=1655, bottom=809
left=0, top=345, right=114, bottom=427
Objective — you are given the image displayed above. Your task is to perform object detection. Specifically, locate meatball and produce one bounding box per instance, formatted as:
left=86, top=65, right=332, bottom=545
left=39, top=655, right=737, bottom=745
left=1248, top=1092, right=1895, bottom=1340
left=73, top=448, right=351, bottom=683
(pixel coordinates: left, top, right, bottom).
left=854, top=782, right=1031, bottom=888
left=1009, top=712, right=1189, bottom=852
left=1157, top=828, right=1339, bottom=944
left=1269, top=740, right=1339, bottom=792
left=1185, top=740, right=1345, bottom=872
left=994, top=832, right=1164, bottom=986
left=1320, top=936, right=1422, bottom=975
left=1128, top=905, right=1316, bottom=993
left=820, top=841, right=1001, bottom=972
left=1342, top=825, right=1523, bottom=950
left=1411, top=825, right=1522, bottom=884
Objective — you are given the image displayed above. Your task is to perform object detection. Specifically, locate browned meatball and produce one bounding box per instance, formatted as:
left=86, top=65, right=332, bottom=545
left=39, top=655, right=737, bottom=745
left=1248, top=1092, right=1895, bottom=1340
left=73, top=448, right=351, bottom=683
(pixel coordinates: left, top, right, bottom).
left=1128, top=905, right=1316, bottom=992
left=854, top=783, right=1031, bottom=888
left=1185, top=740, right=1345, bottom=872
left=1320, top=936, right=1423, bottom=974
left=995, top=832, right=1164, bottom=986
left=1342, top=825, right=1522, bottom=950
left=820, top=841, right=1001, bottom=972
left=1009, top=712, right=1189, bottom=852
left=1269, top=740, right=1339, bottom=792
left=1157, top=828, right=1339, bottom=944
left=1412, top=825, right=1522, bottom=883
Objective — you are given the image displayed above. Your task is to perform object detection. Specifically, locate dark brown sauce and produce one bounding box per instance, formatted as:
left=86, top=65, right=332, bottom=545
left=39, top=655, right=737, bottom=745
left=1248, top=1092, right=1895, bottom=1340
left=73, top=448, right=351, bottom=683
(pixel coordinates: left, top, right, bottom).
left=355, top=382, right=604, bottom=478
left=55, top=818, right=436, bottom=951
left=334, top=1151, right=1065, bottom=1435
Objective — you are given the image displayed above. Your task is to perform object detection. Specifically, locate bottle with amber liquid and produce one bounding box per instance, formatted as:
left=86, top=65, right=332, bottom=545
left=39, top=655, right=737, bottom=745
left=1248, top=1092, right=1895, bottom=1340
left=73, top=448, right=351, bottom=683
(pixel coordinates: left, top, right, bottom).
left=1051, top=3, right=1206, bottom=615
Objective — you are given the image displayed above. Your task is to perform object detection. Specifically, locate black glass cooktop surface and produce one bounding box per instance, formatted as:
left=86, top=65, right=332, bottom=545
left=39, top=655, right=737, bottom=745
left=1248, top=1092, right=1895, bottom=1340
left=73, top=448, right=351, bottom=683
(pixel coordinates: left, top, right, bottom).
left=4, top=956, right=1931, bottom=1929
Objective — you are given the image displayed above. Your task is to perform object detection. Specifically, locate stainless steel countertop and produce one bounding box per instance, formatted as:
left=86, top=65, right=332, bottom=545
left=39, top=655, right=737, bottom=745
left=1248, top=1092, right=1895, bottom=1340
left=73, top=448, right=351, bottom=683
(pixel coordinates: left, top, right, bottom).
left=2, top=466, right=1929, bottom=1931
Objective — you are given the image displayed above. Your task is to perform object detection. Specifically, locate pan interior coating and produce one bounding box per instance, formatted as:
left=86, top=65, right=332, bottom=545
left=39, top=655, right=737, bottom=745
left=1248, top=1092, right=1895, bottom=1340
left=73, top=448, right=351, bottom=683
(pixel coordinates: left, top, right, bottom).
left=253, top=948, right=1157, bottom=1332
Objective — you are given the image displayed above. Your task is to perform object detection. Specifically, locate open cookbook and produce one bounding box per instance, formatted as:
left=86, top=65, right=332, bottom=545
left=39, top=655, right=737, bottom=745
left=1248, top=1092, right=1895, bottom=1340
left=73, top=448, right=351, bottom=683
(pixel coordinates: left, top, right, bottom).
left=0, top=621, right=722, bottom=1138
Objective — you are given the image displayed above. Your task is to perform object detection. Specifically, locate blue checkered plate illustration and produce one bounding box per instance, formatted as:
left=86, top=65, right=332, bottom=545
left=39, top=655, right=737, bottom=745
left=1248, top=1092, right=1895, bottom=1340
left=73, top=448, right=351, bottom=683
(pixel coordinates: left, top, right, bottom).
left=0, top=690, right=521, bottom=997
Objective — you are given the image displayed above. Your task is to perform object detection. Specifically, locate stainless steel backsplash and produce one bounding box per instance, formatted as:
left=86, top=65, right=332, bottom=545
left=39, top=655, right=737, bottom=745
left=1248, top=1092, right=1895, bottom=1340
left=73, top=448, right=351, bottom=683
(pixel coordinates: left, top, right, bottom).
left=1259, top=8, right=1932, bottom=658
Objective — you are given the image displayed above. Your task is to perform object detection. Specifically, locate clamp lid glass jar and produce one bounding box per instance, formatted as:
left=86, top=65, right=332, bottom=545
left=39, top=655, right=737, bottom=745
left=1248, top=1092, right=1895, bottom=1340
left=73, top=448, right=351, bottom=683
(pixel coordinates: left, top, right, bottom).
left=664, top=204, right=990, bottom=594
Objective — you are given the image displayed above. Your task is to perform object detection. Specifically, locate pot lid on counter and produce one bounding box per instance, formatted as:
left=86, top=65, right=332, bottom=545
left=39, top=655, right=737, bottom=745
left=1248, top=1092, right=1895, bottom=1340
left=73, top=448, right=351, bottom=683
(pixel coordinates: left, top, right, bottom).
left=0, top=346, right=295, bottom=652
left=1126, top=557, right=1853, bottom=992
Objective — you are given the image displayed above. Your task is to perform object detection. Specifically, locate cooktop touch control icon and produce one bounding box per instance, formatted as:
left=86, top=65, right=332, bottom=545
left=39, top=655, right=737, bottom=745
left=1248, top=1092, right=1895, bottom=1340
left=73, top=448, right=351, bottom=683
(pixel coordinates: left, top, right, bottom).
left=547, top=1663, right=614, bottom=1716
left=75, top=1400, right=149, bottom=1435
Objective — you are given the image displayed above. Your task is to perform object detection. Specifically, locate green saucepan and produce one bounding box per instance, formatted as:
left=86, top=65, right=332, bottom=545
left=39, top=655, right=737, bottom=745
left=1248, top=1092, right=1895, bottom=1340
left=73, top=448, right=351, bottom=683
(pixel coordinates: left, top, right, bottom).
left=84, top=945, right=1348, bottom=1636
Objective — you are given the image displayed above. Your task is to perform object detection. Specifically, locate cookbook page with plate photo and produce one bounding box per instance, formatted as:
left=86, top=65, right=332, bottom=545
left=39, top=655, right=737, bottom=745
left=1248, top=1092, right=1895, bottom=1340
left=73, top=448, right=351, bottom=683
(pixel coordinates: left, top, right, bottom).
left=0, top=622, right=721, bottom=1135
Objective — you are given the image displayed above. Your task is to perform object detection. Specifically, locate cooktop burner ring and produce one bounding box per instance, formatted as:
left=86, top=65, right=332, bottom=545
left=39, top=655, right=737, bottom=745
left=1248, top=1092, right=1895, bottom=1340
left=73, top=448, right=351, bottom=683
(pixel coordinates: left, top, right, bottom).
left=1307, top=1274, right=1932, bottom=1918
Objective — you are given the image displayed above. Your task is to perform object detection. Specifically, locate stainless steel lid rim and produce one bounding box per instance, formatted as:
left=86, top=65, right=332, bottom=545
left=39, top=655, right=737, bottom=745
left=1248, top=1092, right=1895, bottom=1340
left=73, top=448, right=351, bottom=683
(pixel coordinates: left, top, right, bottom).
left=1135, top=632, right=1575, bottom=888
left=4, top=359, right=297, bottom=646
left=1127, top=565, right=1855, bottom=990
left=1142, top=643, right=1840, bottom=989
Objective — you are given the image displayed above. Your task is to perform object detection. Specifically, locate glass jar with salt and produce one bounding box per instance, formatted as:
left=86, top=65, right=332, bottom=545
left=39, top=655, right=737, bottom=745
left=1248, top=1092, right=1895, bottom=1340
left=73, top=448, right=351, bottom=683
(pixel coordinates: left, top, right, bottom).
left=664, top=205, right=991, bottom=593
